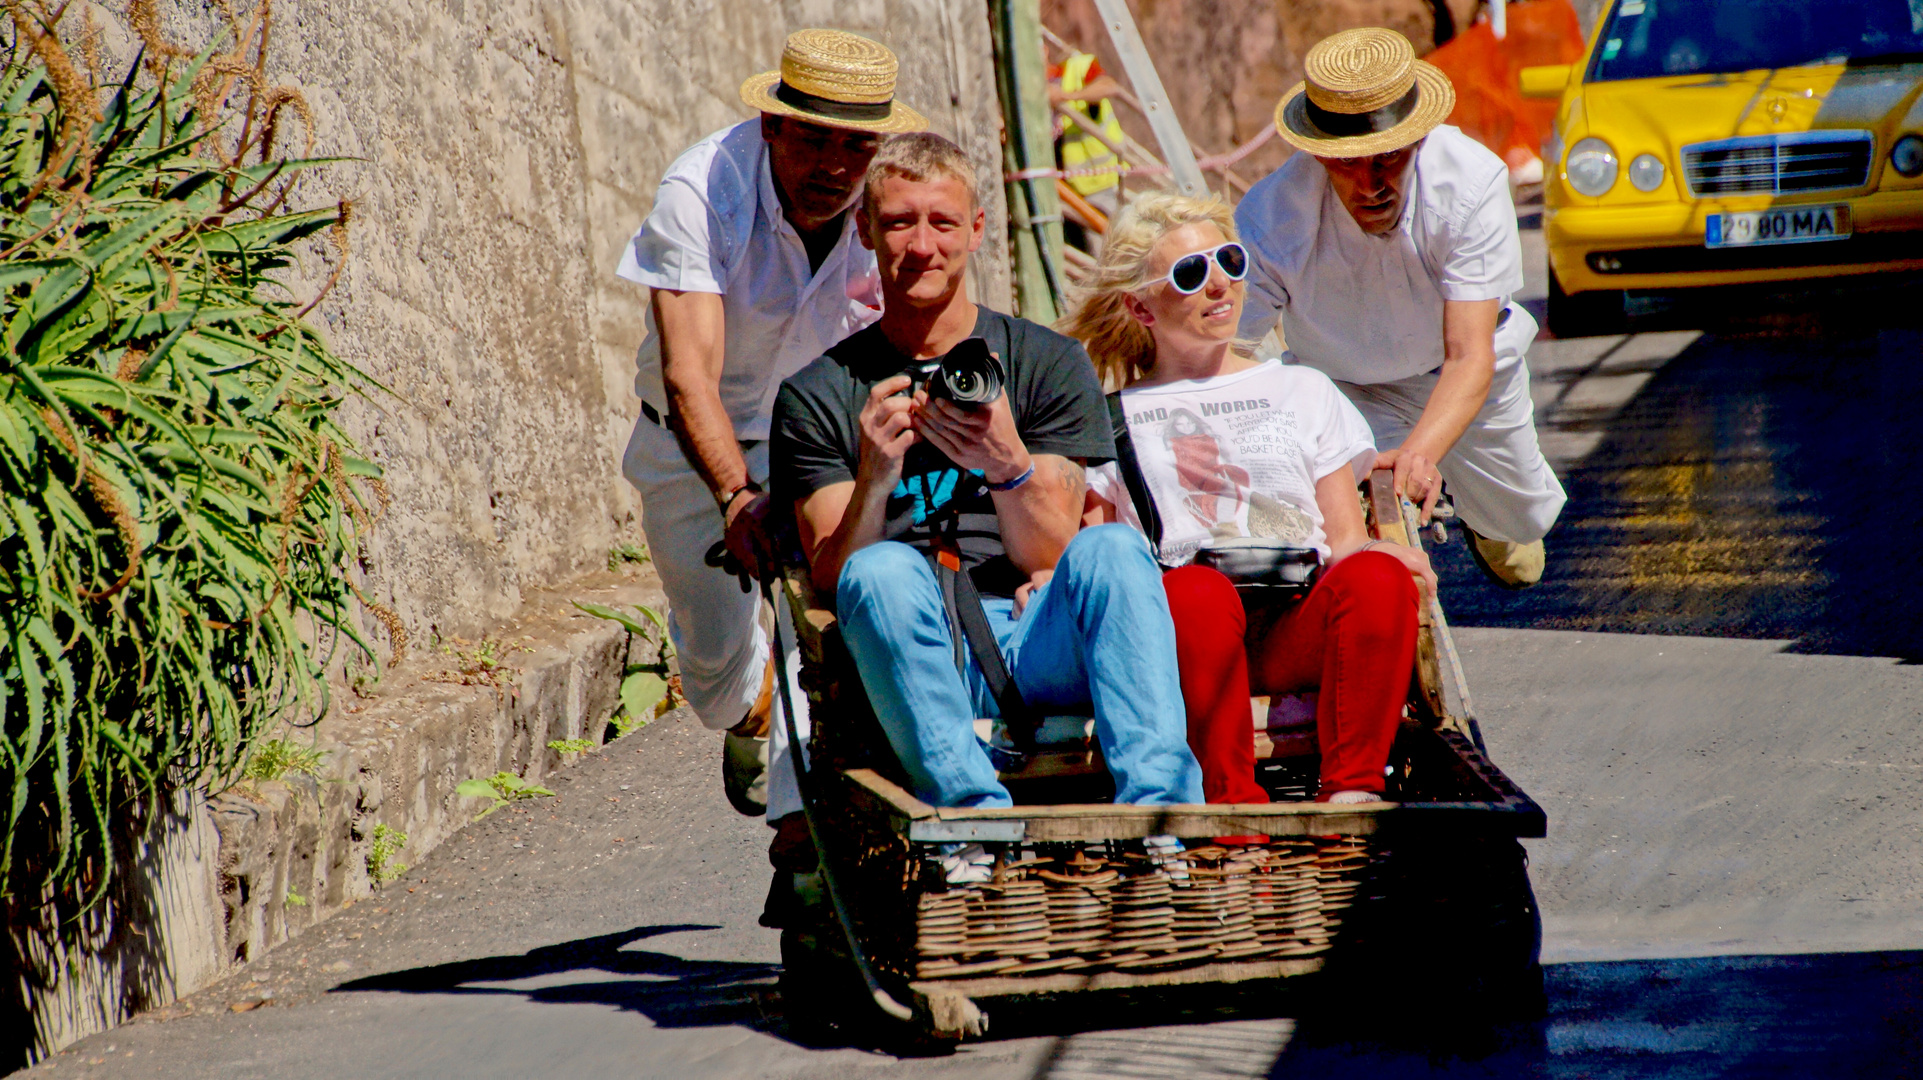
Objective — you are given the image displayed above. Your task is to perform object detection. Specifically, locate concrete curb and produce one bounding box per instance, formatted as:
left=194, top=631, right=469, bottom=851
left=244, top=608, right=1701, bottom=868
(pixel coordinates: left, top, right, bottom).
left=8, top=572, right=667, bottom=1065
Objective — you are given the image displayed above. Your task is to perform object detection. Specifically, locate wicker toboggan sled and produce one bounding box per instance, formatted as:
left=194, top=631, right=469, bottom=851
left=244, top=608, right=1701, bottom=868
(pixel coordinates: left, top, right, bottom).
left=770, top=471, right=1546, bottom=1043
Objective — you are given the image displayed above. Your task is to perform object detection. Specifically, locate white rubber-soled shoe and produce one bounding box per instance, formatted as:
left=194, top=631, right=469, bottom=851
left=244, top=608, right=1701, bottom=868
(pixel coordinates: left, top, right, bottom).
left=722, top=662, right=775, bottom=817
left=1466, top=528, right=1546, bottom=589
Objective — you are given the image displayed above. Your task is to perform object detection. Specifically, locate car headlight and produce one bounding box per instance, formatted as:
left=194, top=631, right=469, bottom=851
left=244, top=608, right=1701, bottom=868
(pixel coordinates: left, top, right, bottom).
left=1628, top=153, right=1665, bottom=192
left=1894, top=135, right=1923, bottom=178
left=1565, top=137, right=1618, bottom=196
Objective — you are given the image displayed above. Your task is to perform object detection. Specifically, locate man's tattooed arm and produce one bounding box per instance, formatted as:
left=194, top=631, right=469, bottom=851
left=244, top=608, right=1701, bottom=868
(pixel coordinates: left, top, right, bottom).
left=1057, top=457, right=1086, bottom=501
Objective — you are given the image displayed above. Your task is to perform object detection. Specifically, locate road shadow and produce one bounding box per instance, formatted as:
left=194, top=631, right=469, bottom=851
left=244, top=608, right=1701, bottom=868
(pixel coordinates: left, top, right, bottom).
left=1437, top=277, right=1923, bottom=659
left=1266, top=949, right=1923, bottom=1079
left=334, top=924, right=779, bottom=1031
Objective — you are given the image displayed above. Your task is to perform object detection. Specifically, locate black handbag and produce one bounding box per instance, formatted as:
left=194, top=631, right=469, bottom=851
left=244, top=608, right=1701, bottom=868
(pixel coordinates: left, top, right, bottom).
left=1191, top=538, right=1321, bottom=592
left=1107, top=393, right=1321, bottom=597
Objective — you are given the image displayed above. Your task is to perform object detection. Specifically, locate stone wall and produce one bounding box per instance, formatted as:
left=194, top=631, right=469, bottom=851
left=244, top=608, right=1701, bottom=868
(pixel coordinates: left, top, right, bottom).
left=317, top=0, right=1012, bottom=644
left=5, top=0, right=1011, bottom=1063
left=96, top=0, right=1010, bottom=645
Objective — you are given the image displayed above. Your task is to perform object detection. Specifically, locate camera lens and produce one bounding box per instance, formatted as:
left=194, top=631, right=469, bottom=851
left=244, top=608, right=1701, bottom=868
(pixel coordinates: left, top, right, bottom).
left=927, top=338, right=1004, bottom=407
left=942, top=361, right=998, bottom=405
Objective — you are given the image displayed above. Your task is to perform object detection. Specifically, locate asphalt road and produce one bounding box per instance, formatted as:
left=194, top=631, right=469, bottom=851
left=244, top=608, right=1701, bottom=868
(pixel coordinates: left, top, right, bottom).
left=23, top=228, right=1923, bottom=1079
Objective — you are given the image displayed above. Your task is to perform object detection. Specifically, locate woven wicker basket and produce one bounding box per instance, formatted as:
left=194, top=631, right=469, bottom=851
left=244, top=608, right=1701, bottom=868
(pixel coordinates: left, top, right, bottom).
left=910, top=837, right=1370, bottom=980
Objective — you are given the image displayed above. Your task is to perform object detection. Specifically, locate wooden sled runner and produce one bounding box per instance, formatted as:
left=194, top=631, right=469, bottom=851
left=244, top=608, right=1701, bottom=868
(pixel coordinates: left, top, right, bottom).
left=770, top=470, right=1547, bottom=1044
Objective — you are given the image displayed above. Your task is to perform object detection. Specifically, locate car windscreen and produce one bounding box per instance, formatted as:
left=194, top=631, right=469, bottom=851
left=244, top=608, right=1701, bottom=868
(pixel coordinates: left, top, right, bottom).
left=1587, top=0, right=1923, bottom=81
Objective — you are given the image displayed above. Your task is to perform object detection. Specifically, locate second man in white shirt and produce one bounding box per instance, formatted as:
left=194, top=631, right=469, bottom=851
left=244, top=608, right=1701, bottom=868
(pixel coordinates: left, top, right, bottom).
left=614, top=31, right=925, bottom=903
left=1235, top=27, right=1566, bottom=587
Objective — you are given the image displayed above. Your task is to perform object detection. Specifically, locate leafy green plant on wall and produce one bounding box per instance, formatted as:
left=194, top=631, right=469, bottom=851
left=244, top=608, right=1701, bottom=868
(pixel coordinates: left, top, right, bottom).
left=1, top=3, right=392, bottom=902
left=573, top=600, right=680, bottom=737
left=456, top=771, right=555, bottom=821
left=365, top=823, right=406, bottom=886
left=606, top=542, right=649, bottom=572
left=241, top=738, right=326, bottom=783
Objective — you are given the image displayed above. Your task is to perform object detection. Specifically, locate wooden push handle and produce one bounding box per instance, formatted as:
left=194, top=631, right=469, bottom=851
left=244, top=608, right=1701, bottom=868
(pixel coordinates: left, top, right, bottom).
left=1363, top=468, right=1448, bottom=725
left=1366, top=468, right=1409, bottom=546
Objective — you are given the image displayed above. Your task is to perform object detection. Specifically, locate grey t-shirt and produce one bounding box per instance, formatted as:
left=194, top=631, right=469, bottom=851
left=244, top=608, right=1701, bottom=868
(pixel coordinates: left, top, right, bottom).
left=772, top=306, right=1114, bottom=597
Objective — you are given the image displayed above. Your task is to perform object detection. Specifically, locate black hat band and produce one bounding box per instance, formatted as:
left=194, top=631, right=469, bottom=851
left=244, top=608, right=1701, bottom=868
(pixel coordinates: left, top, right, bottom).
left=1302, top=82, right=1420, bottom=138
left=774, top=80, right=894, bottom=122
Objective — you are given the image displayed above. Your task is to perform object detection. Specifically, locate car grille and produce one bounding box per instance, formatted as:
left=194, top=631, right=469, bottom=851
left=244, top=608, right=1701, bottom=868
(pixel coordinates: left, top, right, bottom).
left=1681, top=131, right=1873, bottom=196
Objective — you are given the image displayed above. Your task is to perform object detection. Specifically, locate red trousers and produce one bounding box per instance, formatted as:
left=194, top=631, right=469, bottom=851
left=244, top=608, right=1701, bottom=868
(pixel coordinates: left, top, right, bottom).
left=1163, top=551, right=1418, bottom=802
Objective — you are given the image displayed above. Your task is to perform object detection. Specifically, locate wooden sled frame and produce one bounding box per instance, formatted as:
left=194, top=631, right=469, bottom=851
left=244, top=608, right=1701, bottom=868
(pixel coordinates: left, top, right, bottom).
left=773, top=470, right=1546, bottom=1039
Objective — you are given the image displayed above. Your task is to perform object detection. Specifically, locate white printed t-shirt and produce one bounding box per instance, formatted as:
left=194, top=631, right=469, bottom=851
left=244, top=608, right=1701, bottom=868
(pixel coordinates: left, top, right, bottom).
left=1088, top=360, right=1376, bottom=565
left=616, top=119, right=883, bottom=441
left=1233, top=125, right=1529, bottom=386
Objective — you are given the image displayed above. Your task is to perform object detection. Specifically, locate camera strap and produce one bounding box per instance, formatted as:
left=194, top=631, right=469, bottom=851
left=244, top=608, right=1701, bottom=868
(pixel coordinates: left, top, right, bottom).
left=927, top=512, right=1042, bottom=752
left=1106, top=393, right=1165, bottom=560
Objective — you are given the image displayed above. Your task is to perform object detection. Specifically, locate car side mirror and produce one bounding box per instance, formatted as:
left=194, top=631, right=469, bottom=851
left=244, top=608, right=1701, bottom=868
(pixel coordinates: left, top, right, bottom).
left=1519, top=64, right=1572, bottom=99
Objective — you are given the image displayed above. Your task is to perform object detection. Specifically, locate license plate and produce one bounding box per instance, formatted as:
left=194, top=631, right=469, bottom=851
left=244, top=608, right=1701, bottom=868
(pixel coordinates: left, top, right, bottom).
left=1706, top=204, right=1852, bottom=248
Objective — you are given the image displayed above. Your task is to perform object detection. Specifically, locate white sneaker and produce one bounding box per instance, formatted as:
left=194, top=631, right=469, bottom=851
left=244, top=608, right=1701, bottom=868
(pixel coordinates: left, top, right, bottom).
left=1144, top=834, right=1188, bottom=881
left=940, top=843, right=995, bottom=884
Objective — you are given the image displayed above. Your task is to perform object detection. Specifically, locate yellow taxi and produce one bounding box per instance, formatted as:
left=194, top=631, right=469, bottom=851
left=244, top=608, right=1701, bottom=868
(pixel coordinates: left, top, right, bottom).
left=1522, top=0, right=1923, bottom=335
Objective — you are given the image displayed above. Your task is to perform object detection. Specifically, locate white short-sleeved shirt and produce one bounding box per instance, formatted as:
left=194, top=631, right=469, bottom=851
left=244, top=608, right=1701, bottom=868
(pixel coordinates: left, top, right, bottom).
left=617, top=119, right=883, bottom=441
left=1234, top=125, right=1527, bottom=386
left=1088, top=361, right=1376, bottom=564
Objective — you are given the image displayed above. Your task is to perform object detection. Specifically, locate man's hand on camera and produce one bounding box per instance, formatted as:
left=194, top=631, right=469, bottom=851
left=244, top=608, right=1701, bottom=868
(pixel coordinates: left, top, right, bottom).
left=914, top=389, right=1031, bottom=487
left=721, top=489, right=775, bottom=583
left=856, top=375, right=919, bottom=490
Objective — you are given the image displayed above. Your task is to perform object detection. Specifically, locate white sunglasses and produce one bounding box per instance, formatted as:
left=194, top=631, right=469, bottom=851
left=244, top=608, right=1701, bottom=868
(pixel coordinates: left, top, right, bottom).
left=1158, top=242, right=1249, bottom=294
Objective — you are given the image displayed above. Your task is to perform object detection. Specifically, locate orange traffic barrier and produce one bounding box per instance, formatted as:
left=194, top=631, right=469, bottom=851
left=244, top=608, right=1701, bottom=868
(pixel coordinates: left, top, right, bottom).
left=1425, top=0, right=1584, bottom=173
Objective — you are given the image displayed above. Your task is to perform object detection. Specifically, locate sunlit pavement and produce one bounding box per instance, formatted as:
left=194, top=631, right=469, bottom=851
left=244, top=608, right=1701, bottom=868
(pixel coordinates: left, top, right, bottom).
left=23, top=216, right=1923, bottom=1078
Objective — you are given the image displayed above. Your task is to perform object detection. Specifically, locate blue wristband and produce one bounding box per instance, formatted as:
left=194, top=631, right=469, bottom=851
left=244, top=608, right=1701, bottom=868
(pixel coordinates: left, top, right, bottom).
left=985, top=462, right=1035, bottom=492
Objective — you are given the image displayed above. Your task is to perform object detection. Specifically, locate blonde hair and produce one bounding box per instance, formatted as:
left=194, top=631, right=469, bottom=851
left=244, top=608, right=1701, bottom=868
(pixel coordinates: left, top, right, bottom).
left=863, top=131, right=979, bottom=210
left=1056, top=192, right=1242, bottom=389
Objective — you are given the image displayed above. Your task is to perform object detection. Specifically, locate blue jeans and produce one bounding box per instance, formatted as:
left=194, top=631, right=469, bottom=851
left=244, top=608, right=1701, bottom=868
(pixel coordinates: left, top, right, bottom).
left=836, top=524, right=1204, bottom=809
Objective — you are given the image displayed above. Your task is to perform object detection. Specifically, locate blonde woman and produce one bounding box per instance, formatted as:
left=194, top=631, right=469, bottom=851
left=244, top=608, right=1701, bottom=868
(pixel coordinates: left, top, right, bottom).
left=1060, top=193, right=1434, bottom=806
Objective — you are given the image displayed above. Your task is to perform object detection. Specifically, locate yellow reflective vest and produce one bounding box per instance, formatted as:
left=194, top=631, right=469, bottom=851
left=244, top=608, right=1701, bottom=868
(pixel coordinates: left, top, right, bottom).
left=1058, top=53, right=1122, bottom=196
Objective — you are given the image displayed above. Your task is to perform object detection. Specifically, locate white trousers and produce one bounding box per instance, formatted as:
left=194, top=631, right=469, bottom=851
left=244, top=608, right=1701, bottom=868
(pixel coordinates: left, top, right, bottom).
left=1334, top=311, right=1566, bottom=544
left=622, top=416, right=810, bottom=822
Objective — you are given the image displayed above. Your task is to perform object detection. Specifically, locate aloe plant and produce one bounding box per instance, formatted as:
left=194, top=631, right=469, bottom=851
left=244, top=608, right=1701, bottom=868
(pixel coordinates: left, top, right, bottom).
left=1, top=4, right=382, bottom=902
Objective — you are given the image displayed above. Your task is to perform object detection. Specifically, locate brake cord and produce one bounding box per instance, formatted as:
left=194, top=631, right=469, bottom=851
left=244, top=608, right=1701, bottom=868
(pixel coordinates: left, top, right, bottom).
left=765, top=579, right=918, bottom=1024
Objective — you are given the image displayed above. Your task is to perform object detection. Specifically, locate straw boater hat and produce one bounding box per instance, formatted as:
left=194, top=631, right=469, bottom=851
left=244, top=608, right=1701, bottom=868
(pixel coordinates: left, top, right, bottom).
left=739, top=28, right=927, bottom=135
left=1273, top=27, right=1456, bottom=157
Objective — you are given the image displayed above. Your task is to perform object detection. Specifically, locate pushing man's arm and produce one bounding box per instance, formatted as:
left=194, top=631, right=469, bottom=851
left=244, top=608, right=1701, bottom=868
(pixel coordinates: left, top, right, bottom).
left=655, top=287, right=773, bottom=575
left=1374, top=296, right=1500, bottom=519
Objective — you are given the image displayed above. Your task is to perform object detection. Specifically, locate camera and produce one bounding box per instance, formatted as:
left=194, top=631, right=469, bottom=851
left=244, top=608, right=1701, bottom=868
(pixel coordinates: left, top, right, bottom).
left=908, top=337, right=1005, bottom=409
